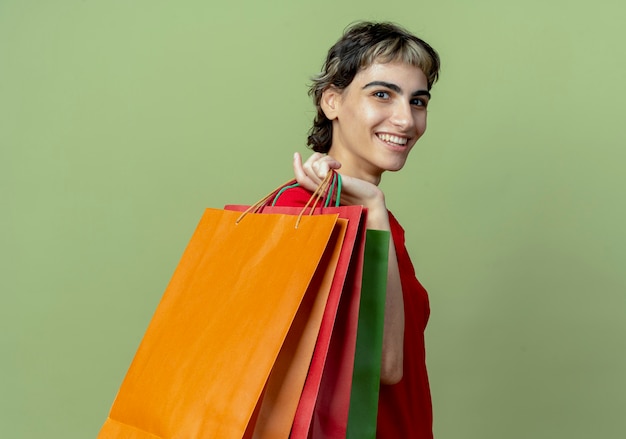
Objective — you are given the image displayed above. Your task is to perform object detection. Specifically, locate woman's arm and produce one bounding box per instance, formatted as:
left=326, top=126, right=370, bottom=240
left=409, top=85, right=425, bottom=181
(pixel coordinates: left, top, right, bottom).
left=293, top=152, right=405, bottom=384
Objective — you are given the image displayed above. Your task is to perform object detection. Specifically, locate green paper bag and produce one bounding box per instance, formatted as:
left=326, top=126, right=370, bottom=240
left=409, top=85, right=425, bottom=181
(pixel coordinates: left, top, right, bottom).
left=347, top=229, right=390, bottom=438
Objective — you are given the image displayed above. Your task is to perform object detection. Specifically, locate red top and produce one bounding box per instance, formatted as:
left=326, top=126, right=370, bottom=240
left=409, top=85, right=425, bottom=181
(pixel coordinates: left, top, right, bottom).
left=273, top=185, right=432, bottom=438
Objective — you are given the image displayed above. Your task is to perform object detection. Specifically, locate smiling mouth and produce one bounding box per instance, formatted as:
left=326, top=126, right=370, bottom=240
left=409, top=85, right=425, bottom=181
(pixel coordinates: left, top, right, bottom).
left=377, top=133, right=409, bottom=146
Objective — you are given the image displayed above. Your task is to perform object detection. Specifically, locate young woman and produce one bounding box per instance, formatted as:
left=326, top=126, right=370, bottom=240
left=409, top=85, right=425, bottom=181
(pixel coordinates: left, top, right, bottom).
left=275, top=21, right=440, bottom=438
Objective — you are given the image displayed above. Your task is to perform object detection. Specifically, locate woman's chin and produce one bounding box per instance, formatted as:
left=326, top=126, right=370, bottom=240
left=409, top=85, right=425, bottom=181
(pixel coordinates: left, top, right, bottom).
left=383, top=158, right=409, bottom=173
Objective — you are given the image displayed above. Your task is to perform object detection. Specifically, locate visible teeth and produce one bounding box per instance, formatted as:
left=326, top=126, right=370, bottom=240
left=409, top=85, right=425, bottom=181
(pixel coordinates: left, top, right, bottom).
left=378, top=133, right=407, bottom=145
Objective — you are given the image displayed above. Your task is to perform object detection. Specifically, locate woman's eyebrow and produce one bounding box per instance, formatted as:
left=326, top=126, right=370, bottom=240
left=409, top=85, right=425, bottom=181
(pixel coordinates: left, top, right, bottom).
left=412, top=90, right=431, bottom=100
left=363, top=81, right=431, bottom=99
left=363, top=81, right=402, bottom=93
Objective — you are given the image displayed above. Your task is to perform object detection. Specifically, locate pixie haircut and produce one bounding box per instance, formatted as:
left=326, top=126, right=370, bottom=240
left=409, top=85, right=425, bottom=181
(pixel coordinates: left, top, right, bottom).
left=307, top=21, right=441, bottom=153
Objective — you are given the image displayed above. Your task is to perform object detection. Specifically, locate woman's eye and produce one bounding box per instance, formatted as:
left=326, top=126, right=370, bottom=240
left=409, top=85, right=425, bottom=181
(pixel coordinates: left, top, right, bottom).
left=411, top=97, right=428, bottom=107
left=374, top=91, right=390, bottom=99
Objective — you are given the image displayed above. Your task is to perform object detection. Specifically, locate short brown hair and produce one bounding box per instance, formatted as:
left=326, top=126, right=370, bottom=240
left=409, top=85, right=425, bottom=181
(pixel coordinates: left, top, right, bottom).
left=307, top=22, right=441, bottom=153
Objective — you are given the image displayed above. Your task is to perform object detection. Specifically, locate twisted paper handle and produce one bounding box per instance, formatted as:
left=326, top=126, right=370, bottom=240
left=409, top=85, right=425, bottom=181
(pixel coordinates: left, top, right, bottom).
left=235, top=171, right=341, bottom=227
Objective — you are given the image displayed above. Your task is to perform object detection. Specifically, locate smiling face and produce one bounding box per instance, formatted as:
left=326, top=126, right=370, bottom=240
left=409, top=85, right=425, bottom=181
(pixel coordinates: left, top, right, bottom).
left=321, top=61, right=430, bottom=184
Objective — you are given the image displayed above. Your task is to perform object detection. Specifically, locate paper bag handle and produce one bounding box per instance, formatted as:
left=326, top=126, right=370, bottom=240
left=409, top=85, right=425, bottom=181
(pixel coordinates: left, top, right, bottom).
left=235, top=172, right=341, bottom=227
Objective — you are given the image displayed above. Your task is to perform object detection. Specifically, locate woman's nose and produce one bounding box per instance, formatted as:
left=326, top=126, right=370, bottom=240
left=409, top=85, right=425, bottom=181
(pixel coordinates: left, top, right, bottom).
left=390, top=102, right=415, bottom=131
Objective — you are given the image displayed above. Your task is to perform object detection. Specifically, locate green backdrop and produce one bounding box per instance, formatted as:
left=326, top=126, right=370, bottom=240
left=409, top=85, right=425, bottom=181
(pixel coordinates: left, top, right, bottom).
left=2, top=0, right=625, bottom=438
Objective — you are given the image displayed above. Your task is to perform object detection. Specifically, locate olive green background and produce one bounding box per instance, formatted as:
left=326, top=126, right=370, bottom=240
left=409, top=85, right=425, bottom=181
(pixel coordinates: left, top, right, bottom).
left=2, top=0, right=625, bottom=438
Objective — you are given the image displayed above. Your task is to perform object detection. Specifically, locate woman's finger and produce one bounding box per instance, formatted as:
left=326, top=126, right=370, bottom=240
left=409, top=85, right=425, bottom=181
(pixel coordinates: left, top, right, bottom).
left=293, top=152, right=318, bottom=191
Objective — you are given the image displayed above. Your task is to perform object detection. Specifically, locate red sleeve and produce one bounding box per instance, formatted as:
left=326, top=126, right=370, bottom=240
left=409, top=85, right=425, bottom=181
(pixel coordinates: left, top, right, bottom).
left=271, top=185, right=313, bottom=208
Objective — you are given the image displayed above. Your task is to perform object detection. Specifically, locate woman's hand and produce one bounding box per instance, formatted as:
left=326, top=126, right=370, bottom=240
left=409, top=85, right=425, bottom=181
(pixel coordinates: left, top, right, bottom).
left=293, top=152, right=386, bottom=215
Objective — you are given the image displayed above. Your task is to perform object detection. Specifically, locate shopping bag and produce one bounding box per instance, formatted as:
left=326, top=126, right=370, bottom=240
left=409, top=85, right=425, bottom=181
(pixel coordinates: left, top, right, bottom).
left=290, top=206, right=366, bottom=439
left=346, top=229, right=390, bottom=438
left=98, top=208, right=341, bottom=439
left=225, top=203, right=365, bottom=439
left=264, top=178, right=368, bottom=439
left=305, top=223, right=367, bottom=439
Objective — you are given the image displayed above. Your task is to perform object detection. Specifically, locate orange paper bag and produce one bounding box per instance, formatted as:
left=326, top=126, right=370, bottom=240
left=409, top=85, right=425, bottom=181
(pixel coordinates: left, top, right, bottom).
left=98, top=208, right=339, bottom=439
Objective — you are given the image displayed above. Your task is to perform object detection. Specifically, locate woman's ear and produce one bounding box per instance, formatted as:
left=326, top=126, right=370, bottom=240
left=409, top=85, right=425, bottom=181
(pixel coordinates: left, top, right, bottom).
left=320, top=86, right=341, bottom=120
